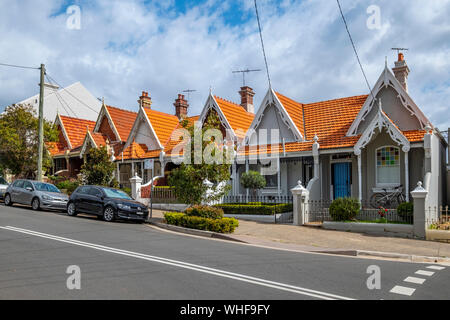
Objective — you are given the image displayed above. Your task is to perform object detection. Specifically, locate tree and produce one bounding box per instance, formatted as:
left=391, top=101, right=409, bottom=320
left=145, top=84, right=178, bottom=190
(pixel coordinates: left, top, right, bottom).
left=241, top=170, right=266, bottom=197
left=168, top=111, right=231, bottom=205
left=0, top=104, right=58, bottom=178
left=80, top=146, right=115, bottom=186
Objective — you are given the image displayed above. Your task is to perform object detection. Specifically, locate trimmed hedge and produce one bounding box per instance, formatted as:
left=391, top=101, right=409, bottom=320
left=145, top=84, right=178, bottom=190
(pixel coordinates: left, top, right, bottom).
left=329, top=198, right=361, bottom=221
left=55, top=180, right=80, bottom=195
left=214, top=203, right=293, bottom=215
left=397, top=202, right=413, bottom=222
left=185, top=205, right=224, bottom=219
left=164, top=212, right=239, bottom=233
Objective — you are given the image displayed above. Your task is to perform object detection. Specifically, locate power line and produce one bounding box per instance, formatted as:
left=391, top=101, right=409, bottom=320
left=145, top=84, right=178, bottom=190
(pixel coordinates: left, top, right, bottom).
left=0, top=62, right=40, bottom=70
left=45, top=73, right=99, bottom=114
left=336, top=0, right=376, bottom=102
left=45, top=74, right=79, bottom=119
left=254, top=0, right=272, bottom=89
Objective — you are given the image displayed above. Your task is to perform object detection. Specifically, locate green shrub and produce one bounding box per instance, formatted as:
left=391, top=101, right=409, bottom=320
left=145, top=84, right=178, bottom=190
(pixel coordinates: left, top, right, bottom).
left=56, top=180, right=80, bottom=195
left=163, top=212, right=239, bottom=233
left=215, top=203, right=293, bottom=215
left=329, top=198, right=360, bottom=221
left=122, top=187, right=132, bottom=197
left=397, top=202, right=413, bottom=222
left=241, top=171, right=266, bottom=196
left=185, top=205, right=224, bottom=219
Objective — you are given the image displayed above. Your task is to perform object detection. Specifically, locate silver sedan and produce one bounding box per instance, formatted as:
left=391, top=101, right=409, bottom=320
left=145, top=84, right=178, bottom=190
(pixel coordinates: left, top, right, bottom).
left=0, top=176, right=8, bottom=200
left=4, top=179, right=69, bottom=211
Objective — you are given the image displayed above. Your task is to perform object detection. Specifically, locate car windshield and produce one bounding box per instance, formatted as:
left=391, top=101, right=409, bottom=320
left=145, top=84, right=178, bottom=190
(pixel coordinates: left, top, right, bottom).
left=0, top=177, right=7, bottom=185
left=102, top=188, right=132, bottom=200
left=34, top=182, right=61, bottom=193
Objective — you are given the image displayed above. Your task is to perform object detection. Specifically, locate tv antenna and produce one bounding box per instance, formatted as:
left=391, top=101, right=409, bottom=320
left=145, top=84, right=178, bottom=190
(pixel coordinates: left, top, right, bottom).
left=391, top=48, right=409, bottom=55
left=232, top=68, right=261, bottom=87
left=182, top=89, right=196, bottom=101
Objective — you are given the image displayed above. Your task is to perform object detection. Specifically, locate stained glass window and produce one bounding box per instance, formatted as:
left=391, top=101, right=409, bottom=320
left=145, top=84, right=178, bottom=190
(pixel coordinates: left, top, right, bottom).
left=376, top=146, right=400, bottom=185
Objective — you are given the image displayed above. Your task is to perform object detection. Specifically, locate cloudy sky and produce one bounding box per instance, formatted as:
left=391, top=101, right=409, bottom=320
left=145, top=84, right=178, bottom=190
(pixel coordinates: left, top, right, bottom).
left=0, top=0, right=449, bottom=130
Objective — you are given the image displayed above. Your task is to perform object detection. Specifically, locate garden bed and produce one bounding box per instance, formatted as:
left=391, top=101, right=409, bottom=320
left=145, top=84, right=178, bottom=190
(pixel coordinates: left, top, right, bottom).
left=214, top=203, right=293, bottom=215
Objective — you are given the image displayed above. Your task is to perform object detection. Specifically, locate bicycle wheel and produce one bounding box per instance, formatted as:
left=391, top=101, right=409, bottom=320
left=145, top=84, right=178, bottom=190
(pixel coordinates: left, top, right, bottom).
left=370, top=193, right=385, bottom=208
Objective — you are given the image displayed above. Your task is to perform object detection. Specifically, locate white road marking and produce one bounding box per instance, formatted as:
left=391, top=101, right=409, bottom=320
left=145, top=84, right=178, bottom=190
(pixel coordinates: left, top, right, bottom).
left=390, top=286, right=416, bottom=296
left=403, top=276, right=426, bottom=285
left=426, top=265, right=445, bottom=271
left=0, top=225, right=354, bottom=300
left=415, top=270, right=435, bottom=277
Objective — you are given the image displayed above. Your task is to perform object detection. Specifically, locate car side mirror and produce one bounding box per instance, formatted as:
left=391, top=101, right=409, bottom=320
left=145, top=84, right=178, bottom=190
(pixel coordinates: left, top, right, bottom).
left=26, top=187, right=33, bottom=192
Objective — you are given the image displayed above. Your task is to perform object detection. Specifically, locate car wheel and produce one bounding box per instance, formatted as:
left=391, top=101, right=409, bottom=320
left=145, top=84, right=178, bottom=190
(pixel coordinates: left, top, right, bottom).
left=103, top=206, right=115, bottom=222
left=67, top=202, right=77, bottom=217
left=31, top=197, right=41, bottom=211
left=4, top=194, right=12, bottom=206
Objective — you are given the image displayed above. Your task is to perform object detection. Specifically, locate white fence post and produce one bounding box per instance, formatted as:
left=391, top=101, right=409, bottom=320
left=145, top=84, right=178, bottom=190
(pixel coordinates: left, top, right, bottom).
left=410, top=181, right=428, bottom=239
left=291, top=181, right=309, bottom=226
left=130, top=174, right=142, bottom=200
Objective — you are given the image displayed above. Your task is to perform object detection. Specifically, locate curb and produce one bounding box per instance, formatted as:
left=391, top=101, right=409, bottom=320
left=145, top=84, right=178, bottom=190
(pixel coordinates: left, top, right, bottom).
left=147, top=221, right=246, bottom=243
left=147, top=221, right=450, bottom=264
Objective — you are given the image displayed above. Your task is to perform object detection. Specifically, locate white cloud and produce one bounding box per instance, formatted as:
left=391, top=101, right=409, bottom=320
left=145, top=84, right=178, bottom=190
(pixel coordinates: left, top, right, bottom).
left=0, top=0, right=449, bottom=131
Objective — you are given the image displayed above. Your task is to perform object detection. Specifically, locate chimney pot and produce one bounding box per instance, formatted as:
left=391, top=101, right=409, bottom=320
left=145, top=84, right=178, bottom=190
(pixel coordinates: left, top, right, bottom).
left=239, top=86, right=255, bottom=113
left=174, top=93, right=189, bottom=119
left=392, top=53, right=410, bottom=92
left=138, top=91, right=152, bottom=108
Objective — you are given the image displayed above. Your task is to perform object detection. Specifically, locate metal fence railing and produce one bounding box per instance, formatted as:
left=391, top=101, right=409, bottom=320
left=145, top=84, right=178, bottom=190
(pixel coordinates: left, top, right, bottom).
left=305, top=200, right=413, bottom=224
left=222, top=195, right=293, bottom=204
left=141, top=186, right=181, bottom=204
left=426, top=206, right=450, bottom=228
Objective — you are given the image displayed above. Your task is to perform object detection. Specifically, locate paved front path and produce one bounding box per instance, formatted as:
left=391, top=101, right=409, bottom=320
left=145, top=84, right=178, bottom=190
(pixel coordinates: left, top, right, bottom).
left=151, top=210, right=450, bottom=258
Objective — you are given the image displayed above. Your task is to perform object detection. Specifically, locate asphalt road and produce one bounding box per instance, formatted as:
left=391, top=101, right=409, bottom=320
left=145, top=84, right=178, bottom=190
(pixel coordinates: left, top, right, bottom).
left=0, top=203, right=448, bottom=300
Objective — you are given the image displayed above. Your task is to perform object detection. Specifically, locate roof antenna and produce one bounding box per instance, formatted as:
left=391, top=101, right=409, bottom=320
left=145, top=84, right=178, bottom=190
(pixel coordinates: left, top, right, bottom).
left=232, top=69, right=261, bottom=87
left=391, top=48, right=409, bottom=55
left=182, top=89, right=196, bottom=101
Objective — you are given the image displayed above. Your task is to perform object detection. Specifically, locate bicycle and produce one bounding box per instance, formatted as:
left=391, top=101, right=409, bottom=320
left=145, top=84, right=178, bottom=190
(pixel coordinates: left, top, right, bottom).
left=370, top=185, right=405, bottom=209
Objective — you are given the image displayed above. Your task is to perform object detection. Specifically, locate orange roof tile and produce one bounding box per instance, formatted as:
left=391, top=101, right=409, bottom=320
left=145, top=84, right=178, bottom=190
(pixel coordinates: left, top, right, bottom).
left=59, top=115, right=96, bottom=149
left=90, top=132, right=109, bottom=147
left=214, top=96, right=254, bottom=139
left=105, top=105, right=137, bottom=142
left=143, top=108, right=181, bottom=147
left=275, top=92, right=305, bottom=137
left=403, top=130, right=426, bottom=142
left=45, top=141, right=67, bottom=157
left=121, top=142, right=161, bottom=160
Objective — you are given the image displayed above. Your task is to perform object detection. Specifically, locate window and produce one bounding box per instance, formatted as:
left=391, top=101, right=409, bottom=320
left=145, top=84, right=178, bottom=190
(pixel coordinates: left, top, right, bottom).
left=88, top=187, right=103, bottom=198
left=23, top=181, right=34, bottom=191
left=376, top=146, right=400, bottom=186
left=13, top=180, right=24, bottom=188
left=34, top=182, right=60, bottom=193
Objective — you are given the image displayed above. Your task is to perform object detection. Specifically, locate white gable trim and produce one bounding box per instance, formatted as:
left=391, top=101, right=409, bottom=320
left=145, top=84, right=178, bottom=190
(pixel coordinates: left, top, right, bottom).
left=198, top=93, right=237, bottom=141
left=347, top=64, right=430, bottom=136
left=354, top=100, right=410, bottom=156
left=244, top=89, right=303, bottom=145
left=54, top=114, right=72, bottom=150
left=123, top=106, right=163, bottom=151
left=93, top=104, right=121, bottom=142
left=79, top=131, right=97, bottom=158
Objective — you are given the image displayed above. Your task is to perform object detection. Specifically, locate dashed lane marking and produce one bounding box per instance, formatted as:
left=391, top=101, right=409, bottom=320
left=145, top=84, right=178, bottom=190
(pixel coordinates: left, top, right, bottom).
left=415, top=270, right=435, bottom=277
left=390, top=286, right=416, bottom=296
left=426, top=265, right=445, bottom=271
left=403, top=276, right=426, bottom=285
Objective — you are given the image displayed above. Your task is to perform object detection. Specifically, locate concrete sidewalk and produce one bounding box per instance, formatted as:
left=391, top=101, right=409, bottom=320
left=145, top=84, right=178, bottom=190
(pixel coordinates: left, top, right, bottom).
left=149, top=210, right=450, bottom=259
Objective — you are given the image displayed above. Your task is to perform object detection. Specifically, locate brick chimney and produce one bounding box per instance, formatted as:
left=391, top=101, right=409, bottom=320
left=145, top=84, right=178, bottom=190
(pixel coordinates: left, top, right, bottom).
left=138, top=91, right=152, bottom=108
left=239, top=86, right=255, bottom=113
left=392, top=53, right=410, bottom=92
left=174, top=94, right=188, bottom=119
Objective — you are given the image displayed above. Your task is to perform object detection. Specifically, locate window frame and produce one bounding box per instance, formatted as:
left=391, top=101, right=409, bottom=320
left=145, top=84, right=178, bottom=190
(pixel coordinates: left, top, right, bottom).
left=375, top=145, right=401, bottom=188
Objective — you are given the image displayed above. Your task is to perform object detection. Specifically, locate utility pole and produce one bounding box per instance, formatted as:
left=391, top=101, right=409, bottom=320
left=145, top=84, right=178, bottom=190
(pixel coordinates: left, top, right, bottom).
left=37, top=64, right=45, bottom=182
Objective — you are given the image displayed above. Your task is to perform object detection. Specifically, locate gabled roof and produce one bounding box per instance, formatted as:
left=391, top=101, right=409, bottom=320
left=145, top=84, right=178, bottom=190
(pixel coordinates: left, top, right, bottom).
left=213, top=96, right=254, bottom=139
left=45, top=141, right=67, bottom=157
left=105, top=105, right=137, bottom=142
left=347, top=64, right=431, bottom=136
left=121, top=142, right=162, bottom=160
left=274, top=92, right=305, bottom=137
left=143, top=108, right=181, bottom=147
left=58, top=115, right=96, bottom=150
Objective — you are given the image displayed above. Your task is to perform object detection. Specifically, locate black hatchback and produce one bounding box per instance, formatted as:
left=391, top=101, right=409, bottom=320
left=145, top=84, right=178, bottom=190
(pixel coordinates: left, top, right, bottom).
left=67, top=186, right=149, bottom=222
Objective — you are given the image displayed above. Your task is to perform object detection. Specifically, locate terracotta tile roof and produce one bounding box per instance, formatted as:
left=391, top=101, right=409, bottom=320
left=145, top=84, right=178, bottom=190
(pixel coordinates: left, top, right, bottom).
left=143, top=108, right=181, bottom=147
left=214, top=96, right=254, bottom=139
left=121, top=142, right=161, bottom=160
left=45, top=141, right=67, bottom=157
left=403, top=130, right=426, bottom=142
left=90, top=132, right=109, bottom=147
left=59, top=115, right=96, bottom=149
left=275, top=92, right=305, bottom=137
left=105, top=105, right=137, bottom=142
left=302, top=95, right=369, bottom=148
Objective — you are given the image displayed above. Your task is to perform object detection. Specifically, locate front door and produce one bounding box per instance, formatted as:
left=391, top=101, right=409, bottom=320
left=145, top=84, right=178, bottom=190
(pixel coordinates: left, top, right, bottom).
left=332, top=163, right=351, bottom=199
